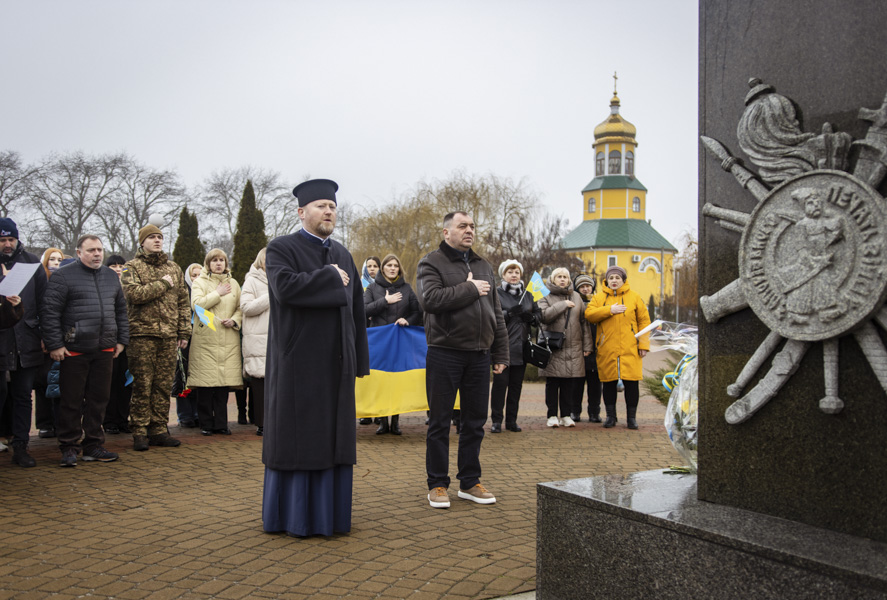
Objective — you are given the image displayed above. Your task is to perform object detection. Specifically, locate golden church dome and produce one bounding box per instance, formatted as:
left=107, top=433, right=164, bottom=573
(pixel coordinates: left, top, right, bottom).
left=593, top=94, right=637, bottom=145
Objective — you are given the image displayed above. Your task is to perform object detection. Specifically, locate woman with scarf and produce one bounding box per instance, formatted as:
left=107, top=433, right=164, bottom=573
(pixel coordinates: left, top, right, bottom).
left=189, top=249, right=243, bottom=435
left=363, top=253, right=422, bottom=435
left=358, top=256, right=382, bottom=425
left=173, top=263, right=203, bottom=428
left=489, top=259, right=537, bottom=433
left=585, top=265, right=651, bottom=429
left=538, top=268, right=592, bottom=428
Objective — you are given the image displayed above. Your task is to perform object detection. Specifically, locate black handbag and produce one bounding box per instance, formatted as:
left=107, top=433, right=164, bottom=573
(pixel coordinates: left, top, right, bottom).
left=523, top=336, right=552, bottom=369
left=539, top=307, right=571, bottom=351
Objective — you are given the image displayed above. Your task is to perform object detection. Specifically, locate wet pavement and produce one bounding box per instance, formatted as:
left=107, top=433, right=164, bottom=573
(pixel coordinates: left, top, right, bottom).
left=0, top=356, right=682, bottom=599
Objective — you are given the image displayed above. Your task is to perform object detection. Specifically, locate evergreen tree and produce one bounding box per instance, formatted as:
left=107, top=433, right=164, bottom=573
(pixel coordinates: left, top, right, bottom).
left=648, top=294, right=657, bottom=321
left=172, top=207, right=206, bottom=272
left=231, top=180, right=268, bottom=283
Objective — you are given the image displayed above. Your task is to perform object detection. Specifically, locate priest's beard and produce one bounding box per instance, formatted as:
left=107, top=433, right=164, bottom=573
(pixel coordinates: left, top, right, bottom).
left=317, top=221, right=335, bottom=237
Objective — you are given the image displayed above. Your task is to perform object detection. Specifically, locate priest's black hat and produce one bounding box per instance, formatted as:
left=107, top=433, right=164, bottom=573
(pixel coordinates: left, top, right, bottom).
left=293, top=178, right=338, bottom=207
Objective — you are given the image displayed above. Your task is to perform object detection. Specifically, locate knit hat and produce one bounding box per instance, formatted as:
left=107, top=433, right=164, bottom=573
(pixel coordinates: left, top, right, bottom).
left=0, top=218, right=18, bottom=239
left=604, top=265, right=627, bottom=282
left=293, top=178, right=338, bottom=207
left=573, top=274, right=596, bottom=292
left=498, top=259, right=523, bottom=279
left=139, top=224, right=163, bottom=246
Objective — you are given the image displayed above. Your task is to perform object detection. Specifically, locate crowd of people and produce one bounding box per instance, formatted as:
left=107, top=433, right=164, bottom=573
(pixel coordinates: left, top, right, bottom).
left=0, top=207, right=651, bottom=477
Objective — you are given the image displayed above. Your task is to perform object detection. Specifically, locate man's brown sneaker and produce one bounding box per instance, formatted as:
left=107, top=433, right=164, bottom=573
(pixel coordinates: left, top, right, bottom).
left=458, top=483, right=496, bottom=504
left=133, top=435, right=149, bottom=451
left=148, top=433, right=182, bottom=447
left=428, top=487, right=450, bottom=509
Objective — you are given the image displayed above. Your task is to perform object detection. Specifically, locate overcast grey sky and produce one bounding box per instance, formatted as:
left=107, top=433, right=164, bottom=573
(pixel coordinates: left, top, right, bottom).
left=2, top=0, right=699, bottom=247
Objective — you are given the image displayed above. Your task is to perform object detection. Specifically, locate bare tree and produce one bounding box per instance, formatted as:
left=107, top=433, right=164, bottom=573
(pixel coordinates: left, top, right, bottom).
left=486, top=212, right=587, bottom=282
left=347, top=171, right=555, bottom=286
left=195, top=166, right=295, bottom=243
left=0, top=150, right=39, bottom=224
left=411, top=170, right=536, bottom=256
left=28, top=151, right=127, bottom=253
left=97, top=156, right=186, bottom=257
left=671, top=230, right=698, bottom=323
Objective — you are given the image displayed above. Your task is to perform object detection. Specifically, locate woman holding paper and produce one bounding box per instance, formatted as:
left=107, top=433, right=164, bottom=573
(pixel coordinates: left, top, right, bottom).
left=584, top=265, right=651, bottom=430
left=189, top=248, right=243, bottom=435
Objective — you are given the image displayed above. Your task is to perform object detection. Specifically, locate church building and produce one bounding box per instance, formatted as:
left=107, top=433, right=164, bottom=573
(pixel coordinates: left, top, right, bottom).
left=562, top=83, right=677, bottom=311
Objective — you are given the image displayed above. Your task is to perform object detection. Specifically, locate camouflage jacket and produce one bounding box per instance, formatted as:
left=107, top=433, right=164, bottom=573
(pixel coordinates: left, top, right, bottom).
left=122, top=248, right=191, bottom=340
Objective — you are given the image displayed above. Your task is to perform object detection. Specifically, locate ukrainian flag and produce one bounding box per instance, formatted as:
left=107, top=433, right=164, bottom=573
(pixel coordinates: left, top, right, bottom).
left=526, top=271, right=550, bottom=302
left=194, top=305, right=217, bottom=331
left=356, top=324, right=458, bottom=418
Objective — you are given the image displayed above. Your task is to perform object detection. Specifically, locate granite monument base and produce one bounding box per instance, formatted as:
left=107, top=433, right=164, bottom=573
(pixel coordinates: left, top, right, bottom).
left=537, top=470, right=887, bottom=600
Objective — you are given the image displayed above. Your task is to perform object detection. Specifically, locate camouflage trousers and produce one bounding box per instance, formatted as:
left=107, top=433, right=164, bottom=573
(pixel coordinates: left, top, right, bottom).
left=128, top=337, right=178, bottom=437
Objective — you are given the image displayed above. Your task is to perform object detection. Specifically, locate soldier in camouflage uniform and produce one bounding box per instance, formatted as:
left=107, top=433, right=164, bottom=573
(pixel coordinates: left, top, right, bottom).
left=122, top=225, right=191, bottom=451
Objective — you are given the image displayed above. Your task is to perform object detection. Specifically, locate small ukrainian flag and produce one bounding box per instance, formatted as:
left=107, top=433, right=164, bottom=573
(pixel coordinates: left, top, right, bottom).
left=194, top=305, right=217, bottom=331
left=526, top=271, right=550, bottom=302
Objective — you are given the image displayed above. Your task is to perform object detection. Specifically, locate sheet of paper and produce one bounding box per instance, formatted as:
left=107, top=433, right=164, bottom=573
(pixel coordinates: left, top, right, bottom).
left=0, top=262, right=41, bottom=297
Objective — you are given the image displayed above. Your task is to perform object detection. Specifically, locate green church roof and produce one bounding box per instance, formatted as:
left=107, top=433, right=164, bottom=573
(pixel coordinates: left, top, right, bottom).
left=562, top=218, right=677, bottom=252
left=582, top=175, right=647, bottom=192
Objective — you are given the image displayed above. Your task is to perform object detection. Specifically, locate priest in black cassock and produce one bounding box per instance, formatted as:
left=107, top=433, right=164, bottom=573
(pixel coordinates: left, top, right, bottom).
left=262, top=178, right=370, bottom=537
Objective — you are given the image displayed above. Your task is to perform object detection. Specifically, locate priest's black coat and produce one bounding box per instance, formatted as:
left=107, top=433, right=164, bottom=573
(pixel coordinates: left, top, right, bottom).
left=262, top=232, right=370, bottom=471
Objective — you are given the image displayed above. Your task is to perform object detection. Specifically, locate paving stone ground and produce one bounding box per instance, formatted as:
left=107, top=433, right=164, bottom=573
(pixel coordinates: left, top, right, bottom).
left=0, top=352, right=683, bottom=599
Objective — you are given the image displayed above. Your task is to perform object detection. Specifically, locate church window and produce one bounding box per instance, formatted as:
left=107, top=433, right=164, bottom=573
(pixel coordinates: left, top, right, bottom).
left=608, top=150, right=621, bottom=174
left=639, top=257, right=661, bottom=273
left=625, top=151, right=634, bottom=175
left=588, top=197, right=596, bottom=213
left=608, top=255, right=617, bottom=267
left=596, top=152, right=605, bottom=176
left=633, top=197, right=641, bottom=212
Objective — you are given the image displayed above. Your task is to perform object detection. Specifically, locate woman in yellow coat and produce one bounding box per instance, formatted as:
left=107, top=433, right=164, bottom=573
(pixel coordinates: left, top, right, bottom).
left=585, top=266, right=650, bottom=430
left=189, top=248, right=243, bottom=435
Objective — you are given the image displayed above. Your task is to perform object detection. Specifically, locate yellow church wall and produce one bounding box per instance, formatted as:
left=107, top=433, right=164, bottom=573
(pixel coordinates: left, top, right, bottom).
left=572, top=248, right=675, bottom=306
left=582, top=186, right=646, bottom=221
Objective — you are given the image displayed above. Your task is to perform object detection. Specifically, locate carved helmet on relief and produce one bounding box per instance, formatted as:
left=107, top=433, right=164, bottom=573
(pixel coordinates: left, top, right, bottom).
left=737, top=78, right=852, bottom=186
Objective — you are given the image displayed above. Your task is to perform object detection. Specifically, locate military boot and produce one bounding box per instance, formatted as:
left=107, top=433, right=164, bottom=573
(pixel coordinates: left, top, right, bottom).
left=149, top=432, right=182, bottom=447
left=133, top=435, right=149, bottom=451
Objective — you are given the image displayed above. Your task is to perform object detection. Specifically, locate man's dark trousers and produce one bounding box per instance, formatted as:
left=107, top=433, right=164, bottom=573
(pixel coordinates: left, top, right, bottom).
left=9, top=364, right=38, bottom=446
left=426, top=346, right=490, bottom=491
left=57, top=351, right=114, bottom=453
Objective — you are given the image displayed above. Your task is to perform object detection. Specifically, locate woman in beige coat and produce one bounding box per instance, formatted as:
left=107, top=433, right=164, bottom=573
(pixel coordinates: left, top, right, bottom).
left=240, top=248, right=269, bottom=436
left=190, top=248, right=243, bottom=435
left=538, top=268, right=593, bottom=428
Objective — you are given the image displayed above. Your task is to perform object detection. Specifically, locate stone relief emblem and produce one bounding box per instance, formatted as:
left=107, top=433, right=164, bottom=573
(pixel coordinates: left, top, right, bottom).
left=700, top=78, right=887, bottom=424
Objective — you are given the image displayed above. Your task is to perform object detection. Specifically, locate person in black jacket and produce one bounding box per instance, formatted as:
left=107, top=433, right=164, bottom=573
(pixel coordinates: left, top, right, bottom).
left=417, top=211, right=509, bottom=509
left=489, top=259, right=538, bottom=433
left=0, top=218, right=47, bottom=468
left=363, top=253, right=423, bottom=435
left=42, top=235, right=130, bottom=467
left=103, top=254, right=133, bottom=435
